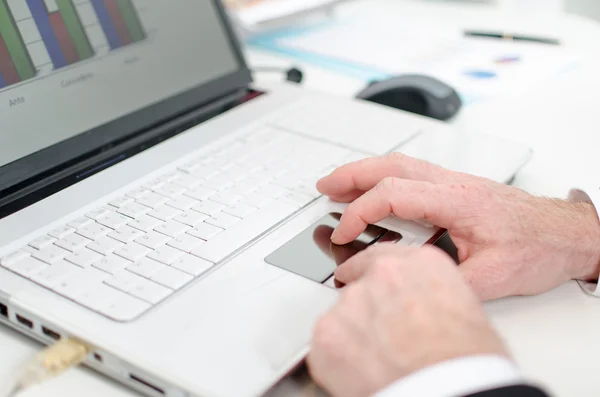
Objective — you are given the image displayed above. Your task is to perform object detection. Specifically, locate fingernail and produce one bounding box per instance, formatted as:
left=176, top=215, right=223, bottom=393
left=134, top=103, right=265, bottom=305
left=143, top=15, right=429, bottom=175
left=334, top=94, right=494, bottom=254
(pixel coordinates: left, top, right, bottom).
left=330, top=228, right=340, bottom=242
left=331, top=228, right=345, bottom=244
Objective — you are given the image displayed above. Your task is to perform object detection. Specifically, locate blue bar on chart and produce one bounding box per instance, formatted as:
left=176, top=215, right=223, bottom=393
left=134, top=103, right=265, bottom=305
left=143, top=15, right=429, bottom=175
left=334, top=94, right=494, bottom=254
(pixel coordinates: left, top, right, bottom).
left=90, top=0, right=121, bottom=50
left=0, top=72, right=6, bottom=88
left=25, top=0, right=68, bottom=69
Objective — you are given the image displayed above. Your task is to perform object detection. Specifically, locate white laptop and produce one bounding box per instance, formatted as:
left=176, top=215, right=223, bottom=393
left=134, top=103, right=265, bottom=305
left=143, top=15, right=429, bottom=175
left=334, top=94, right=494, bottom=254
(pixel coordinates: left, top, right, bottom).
left=0, top=1, right=532, bottom=396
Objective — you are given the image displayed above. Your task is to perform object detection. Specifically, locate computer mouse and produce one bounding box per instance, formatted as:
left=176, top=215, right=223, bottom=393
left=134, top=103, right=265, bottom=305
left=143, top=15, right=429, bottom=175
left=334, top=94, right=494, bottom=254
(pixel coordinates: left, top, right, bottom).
left=356, top=74, right=462, bottom=121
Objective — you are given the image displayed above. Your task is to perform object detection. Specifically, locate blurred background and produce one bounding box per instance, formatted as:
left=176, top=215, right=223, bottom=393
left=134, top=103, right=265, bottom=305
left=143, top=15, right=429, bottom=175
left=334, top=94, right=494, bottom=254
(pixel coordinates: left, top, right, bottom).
left=461, top=0, right=599, bottom=20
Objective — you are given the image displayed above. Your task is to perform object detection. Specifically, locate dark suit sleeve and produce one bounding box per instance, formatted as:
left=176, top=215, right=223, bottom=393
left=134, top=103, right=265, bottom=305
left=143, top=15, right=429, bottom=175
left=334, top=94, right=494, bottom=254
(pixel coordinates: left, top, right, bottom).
left=467, top=385, right=550, bottom=397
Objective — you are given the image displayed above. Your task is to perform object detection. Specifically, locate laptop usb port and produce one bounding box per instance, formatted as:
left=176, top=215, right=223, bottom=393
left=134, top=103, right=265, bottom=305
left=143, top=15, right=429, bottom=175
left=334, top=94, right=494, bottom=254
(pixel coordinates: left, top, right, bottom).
left=129, top=374, right=165, bottom=395
left=42, top=326, right=61, bottom=341
left=0, top=303, right=7, bottom=318
left=16, top=314, right=33, bottom=329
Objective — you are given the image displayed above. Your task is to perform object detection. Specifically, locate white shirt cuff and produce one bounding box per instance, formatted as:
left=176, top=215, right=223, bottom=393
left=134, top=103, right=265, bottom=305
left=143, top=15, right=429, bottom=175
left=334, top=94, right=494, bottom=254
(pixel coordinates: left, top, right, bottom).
left=569, top=186, right=600, bottom=296
left=372, top=355, right=522, bottom=397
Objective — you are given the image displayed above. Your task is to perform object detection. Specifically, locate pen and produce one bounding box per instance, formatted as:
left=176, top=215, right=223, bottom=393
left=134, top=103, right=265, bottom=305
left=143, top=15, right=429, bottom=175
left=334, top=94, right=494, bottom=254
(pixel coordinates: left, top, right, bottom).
left=464, top=30, right=560, bottom=45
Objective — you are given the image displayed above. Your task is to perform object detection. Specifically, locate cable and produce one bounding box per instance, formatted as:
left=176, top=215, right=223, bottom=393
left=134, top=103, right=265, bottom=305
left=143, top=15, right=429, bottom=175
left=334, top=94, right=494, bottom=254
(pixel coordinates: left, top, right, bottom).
left=251, top=66, right=304, bottom=84
left=4, top=338, right=91, bottom=397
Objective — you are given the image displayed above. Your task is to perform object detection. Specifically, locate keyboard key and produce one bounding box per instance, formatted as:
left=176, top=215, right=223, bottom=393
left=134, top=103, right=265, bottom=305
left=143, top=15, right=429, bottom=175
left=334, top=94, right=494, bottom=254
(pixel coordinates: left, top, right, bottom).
left=29, top=235, right=57, bottom=250
left=173, top=212, right=209, bottom=227
left=109, top=196, right=134, bottom=209
left=244, top=193, right=274, bottom=208
left=77, top=222, right=111, bottom=240
left=33, top=245, right=71, bottom=264
left=65, top=248, right=103, bottom=268
left=151, top=267, right=193, bottom=290
left=128, top=215, right=162, bottom=232
left=7, top=256, right=48, bottom=278
left=135, top=231, right=170, bottom=249
left=188, top=166, right=219, bottom=180
left=1, top=250, right=31, bottom=267
left=143, top=178, right=166, bottom=191
left=48, top=226, right=76, bottom=240
left=128, top=278, right=172, bottom=305
left=93, top=254, right=131, bottom=275
left=273, top=174, right=304, bottom=190
left=22, top=246, right=39, bottom=255
left=166, top=195, right=197, bottom=211
left=187, top=223, right=224, bottom=241
left=200, top=179, right=233, bottom=192
left=295, top=184, right=322, bottom=198
left=171, top=174, right=202, bottom=189
left=68, top=217, right=94, bottom=230
left=86, top=208, right=110, bottom=221
left=105, top=271, right=144, bottom=293
left=77, top=283, right=124, bottom=312
left=127, top=257, right=167, bottom=278
left=109, top=226, right=145, bottom=244
left=154, top=183, right=185, bottom=198
left=147, top=205, right=181, bottom=222
left=53, top=267, right=108, bottom=300
left=114, top=243, right=152, bottom=262
left=224, top=180, right=259, bottom=196
left=210, top=193, right=242, bottom=206
left=278, top=191, right=314, bottom=208
left=31, top=260, right=79, bottom=288
left=256, top=184, right=288, bottom=198
left=172, top=255, right=214, bottom=277
left=148, top=245, right=185, bottom=265
left=205, top=212, right=240, bottom=229
left=118, top=202, right=151, bottom=219
left=191, top=200, right=296, bottom=263
left=191, top=201, right=226, bottom=216
left=101, top=294, right=151, bottom=322
left=87, top=236, right=125, bottom=255
left=135, top=192, right=169, bottom=210
left=126, top=187, right=150, bottom=200
left=158, top=172, right=179, bottom=183
left=167, top=234, right=204, bottom=253
left=154, top=220, right=190, bottom=238
left=96, top=212, right=131, bottom=229
left=55, top=233, right=92, bottom=252
left=223, top=203, right=257, bottom=219
left=184, top=186, right=216, bottom=201
left=178, top=162, right=200, bottom=174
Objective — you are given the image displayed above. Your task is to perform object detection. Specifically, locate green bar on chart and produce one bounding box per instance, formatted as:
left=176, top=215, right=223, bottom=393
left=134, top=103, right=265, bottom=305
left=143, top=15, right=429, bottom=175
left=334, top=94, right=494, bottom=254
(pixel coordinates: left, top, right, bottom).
left=56, top=0, right=94, bottom=60
left=115, top=0, right=145, bottom=42
left=0, top=0, right=36, bottom=80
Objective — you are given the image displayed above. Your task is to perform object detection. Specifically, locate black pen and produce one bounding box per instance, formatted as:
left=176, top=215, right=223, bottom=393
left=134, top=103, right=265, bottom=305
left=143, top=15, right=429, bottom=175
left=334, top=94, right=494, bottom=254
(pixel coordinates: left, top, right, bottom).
left=464, top=30, right=560, bottom=45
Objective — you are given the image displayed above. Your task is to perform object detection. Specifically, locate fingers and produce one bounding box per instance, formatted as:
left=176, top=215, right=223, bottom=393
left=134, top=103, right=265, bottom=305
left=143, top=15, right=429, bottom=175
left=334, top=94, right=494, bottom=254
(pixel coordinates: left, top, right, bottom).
left=317, top=153, right=463, bottom=201
left=307, top=284, right=374, bottom=397
left=334, top=244, right=416, bottom=285
left=331, top=178, right=466, bottom=244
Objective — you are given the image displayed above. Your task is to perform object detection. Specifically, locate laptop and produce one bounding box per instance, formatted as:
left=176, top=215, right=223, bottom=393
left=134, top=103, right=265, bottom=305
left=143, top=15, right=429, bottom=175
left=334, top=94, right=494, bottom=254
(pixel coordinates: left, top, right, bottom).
left=0, top=1, right=532, bottom=396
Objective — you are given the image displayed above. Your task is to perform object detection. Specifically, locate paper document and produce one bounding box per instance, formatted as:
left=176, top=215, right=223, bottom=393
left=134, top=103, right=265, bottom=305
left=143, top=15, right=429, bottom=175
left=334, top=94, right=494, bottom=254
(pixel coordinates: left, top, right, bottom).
left=250, top=17, right=580, bottom=104
left=226, top=0, right=341, bottom=27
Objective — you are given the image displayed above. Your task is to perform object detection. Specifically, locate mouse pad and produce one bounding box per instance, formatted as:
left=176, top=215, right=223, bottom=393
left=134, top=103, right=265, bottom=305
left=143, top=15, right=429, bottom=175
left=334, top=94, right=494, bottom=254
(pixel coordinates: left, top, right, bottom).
left=265, top=213, right=402, bottom=283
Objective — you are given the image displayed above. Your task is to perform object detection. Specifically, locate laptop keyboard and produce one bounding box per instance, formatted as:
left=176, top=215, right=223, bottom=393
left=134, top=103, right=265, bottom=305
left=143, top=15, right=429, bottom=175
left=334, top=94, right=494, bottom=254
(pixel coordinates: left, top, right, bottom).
left=0, top=127, right=367, bottom=322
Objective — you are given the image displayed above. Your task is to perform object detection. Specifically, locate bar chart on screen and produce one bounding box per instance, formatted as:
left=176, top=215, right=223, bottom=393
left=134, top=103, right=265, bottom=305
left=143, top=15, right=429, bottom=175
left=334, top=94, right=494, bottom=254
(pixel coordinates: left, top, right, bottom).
left=0, top=0, right=147, bottom=90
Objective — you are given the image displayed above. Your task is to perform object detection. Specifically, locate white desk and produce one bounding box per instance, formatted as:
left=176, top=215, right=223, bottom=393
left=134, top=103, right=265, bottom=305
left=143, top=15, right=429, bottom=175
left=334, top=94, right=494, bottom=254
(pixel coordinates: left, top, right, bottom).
left=2, top=1, right=600, bottom=396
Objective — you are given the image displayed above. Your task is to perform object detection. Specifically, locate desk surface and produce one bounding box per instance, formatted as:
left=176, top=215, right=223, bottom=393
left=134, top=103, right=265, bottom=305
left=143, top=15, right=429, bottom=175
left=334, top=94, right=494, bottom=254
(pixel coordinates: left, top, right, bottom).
left=3, top=1, right=600, bottom=396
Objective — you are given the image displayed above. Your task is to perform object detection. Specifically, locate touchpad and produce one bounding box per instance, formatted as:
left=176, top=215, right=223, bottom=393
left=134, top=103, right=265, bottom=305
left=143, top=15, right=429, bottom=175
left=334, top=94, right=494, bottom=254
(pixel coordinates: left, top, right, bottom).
left=265, top=213, right=402, bottom=283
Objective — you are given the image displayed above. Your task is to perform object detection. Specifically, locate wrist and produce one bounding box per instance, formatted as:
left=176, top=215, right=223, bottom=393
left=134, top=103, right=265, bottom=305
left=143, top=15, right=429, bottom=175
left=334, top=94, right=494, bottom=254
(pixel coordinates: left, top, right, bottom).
left=568, top=202, right=600, bottom=281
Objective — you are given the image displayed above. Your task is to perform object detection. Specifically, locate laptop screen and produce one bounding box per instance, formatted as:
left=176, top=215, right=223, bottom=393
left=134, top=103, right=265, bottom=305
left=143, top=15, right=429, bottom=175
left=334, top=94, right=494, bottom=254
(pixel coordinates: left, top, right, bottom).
left=0, top=0, right=249, bottom=193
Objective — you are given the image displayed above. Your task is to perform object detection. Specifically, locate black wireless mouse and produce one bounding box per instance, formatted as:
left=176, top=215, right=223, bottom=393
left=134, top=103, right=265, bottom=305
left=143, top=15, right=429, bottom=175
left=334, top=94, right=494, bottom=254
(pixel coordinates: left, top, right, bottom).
left=356, top=74, right=462, bottom=121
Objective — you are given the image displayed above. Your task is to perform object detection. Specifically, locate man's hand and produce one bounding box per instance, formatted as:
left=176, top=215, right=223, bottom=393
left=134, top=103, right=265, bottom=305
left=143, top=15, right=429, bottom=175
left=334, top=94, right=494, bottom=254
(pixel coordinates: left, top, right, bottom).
left=307, top=244, right=509, bottom=397
left=317, top=153, right=600, bottom=300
